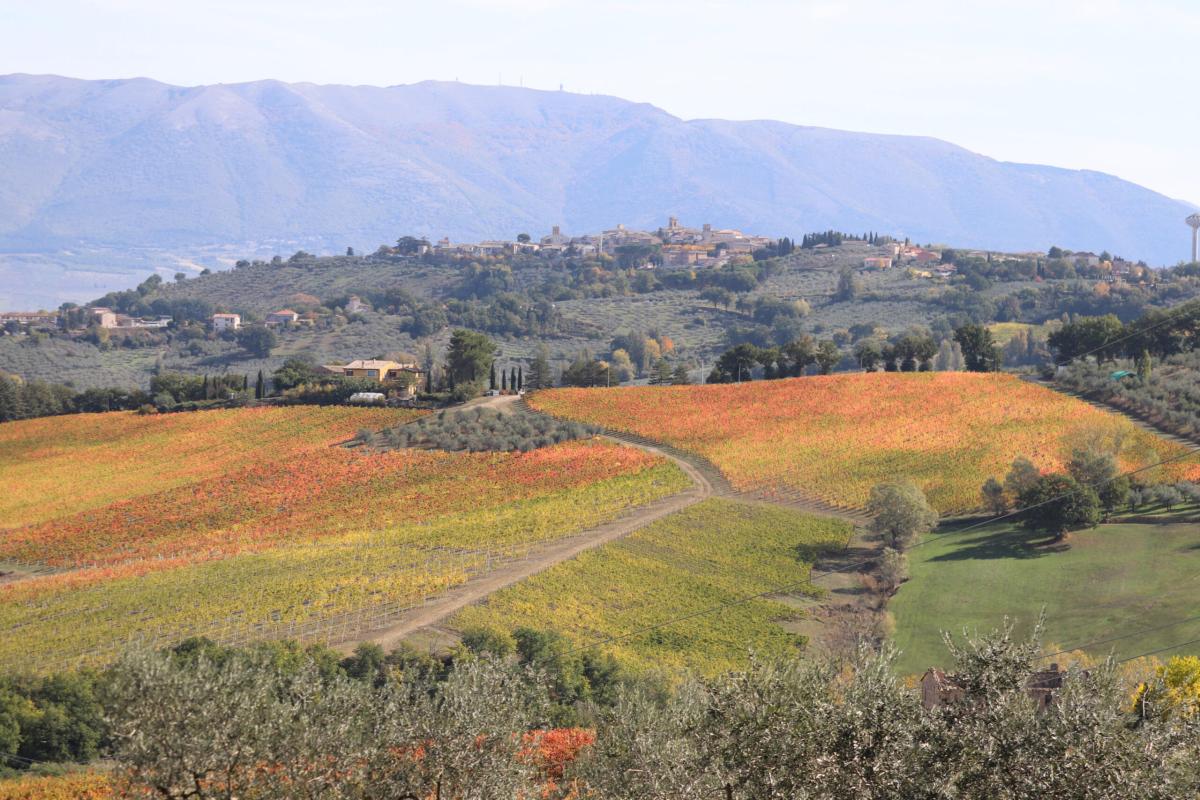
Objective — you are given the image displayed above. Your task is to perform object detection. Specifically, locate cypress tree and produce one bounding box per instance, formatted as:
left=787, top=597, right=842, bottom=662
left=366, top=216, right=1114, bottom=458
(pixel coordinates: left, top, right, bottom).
left=1136, top=349, right=1153, bottom=382
left=255, top=370, right=265, bottom=400
left=202, top=374, right=210, bottom=400
left=501, top=370, right=508, bottom=391
left=489, top=363, right=496, bottom=391
left=510, top=366, right=517, bottom=392
left=517, top=366, right=523, bottom=390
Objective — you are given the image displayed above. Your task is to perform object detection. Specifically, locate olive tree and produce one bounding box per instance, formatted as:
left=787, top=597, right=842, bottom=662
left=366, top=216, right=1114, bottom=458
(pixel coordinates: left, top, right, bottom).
left=868, top=480, right=939, bottom=549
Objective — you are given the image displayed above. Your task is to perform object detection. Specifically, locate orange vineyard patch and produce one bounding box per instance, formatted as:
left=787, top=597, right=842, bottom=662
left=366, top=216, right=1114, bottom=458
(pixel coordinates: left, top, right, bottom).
left=531, top=372, right=1200, bottom=513
left=0, top=773, right=113, bottom=799
left=0, top=406, right=411, bottom=528
left=0, top=438, right=662, bottom=576
left=0, top=406, right=686, bottom=671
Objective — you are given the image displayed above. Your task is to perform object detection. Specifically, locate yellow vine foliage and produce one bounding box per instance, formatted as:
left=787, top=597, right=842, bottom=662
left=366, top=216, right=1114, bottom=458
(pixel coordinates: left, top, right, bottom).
left=1133, top=656, right=1200, bottom=719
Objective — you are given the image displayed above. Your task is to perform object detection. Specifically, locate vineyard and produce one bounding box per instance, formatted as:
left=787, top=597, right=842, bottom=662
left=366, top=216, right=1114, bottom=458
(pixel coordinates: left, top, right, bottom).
left=0, top=409, right=688, bottom=673
left=0, top=772, right=112, bottom=799
left=530, top=373, right=1200, bottom=513
left=452, top=499, right=853, bottom=674
left=0, top=406, right=411, bottom=527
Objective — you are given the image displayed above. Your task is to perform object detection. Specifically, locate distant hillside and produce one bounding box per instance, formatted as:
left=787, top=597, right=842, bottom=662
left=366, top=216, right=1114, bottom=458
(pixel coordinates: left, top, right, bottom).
left=1, top=73, right=1195, bottom=307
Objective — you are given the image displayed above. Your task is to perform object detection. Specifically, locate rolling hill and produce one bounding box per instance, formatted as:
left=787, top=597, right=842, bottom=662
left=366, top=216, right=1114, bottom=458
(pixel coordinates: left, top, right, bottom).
left=1, top=73, right=1195, bottom=307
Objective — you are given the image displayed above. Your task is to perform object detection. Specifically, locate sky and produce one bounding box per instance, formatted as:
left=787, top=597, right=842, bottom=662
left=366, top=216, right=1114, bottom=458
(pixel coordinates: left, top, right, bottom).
left=2, top=0, right=1197, bottom=206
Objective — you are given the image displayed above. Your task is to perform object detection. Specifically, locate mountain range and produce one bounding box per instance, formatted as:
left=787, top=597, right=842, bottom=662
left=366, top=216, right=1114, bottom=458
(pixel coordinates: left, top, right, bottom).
left=1, top=73, right=1195, bottom=308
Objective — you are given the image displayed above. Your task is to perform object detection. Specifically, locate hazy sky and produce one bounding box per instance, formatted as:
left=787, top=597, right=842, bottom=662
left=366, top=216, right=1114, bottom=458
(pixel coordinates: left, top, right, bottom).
left=3, top=0, right=1197, bottom=205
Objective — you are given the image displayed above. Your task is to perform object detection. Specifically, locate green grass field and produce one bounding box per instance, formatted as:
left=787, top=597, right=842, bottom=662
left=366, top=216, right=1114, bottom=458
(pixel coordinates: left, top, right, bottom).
left=890, top=508, right=1200, bottom=675
left=988, top=321, right=1056, bottom=345
left=451, top=498, right=853, bottom=675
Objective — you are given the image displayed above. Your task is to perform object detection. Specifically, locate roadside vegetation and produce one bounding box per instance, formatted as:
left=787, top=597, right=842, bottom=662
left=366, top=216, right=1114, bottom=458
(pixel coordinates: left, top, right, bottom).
left=1058, top=349, right=1200, bottom=438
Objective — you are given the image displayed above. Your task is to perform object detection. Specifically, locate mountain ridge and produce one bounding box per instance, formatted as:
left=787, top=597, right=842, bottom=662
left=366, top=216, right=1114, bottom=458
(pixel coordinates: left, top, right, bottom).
left=1, top=73, right=1195, bottom=307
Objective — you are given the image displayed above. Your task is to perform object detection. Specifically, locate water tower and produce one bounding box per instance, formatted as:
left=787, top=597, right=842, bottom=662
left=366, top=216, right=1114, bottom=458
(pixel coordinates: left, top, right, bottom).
left=1189, top=213, right=1200, bottom=263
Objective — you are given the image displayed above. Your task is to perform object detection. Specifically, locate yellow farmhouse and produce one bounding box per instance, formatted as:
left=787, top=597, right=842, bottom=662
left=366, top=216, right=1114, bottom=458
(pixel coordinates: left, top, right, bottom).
left=329, top=359, right=425, bottom=396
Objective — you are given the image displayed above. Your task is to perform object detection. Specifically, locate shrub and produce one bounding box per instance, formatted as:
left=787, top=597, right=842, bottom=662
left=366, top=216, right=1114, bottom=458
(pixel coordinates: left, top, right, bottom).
left=378, top=408, right=599, bottom=453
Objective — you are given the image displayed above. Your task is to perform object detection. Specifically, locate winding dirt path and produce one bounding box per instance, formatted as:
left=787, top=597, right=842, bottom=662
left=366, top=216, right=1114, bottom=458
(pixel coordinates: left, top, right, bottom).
left=339, top=396, right=714, bottom=652
left=341, top=395, right=876, bottom=655
left=517, top=398, right=872, bottom=525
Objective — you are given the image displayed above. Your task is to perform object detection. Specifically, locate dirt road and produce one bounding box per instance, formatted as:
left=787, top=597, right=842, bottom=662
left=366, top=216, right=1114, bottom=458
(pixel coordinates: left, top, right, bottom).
left=341, top=396, right=714, bottom=652
left=339, top=394, right=877, bottom=655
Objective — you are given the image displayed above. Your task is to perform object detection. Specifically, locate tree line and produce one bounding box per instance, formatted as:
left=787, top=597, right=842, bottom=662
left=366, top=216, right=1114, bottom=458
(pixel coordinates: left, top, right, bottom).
left=703, top=324, right=1005, bottom=383
left=9, top=624, right=1200, bottom=798
left=800, top=230, right=890, bottom=248
left=1049, top=300, right=1200, bottom=365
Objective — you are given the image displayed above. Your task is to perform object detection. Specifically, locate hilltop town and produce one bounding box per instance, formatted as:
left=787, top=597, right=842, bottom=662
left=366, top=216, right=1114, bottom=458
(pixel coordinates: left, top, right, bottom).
left=0, top=216, right=1174, bottom=409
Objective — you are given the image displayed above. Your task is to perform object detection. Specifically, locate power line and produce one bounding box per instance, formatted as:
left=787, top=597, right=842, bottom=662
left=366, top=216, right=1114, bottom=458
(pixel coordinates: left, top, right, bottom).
left=1047, top=296, right=1200, bottom=368
left=1119, top=635, right=1200, bottom=664
left=0, top=751, right=47, bottom=766
left=1038, top=613, right=1200, bottom=662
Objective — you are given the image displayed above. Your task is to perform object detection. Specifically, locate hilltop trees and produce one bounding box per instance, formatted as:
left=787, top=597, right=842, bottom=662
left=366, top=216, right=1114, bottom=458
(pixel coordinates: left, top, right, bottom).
left=707, top=344, right=761, bottom=383
left=814, top=340, right=842, bottom=374
left=954, top=324, right=1001, bottom=372
left=446, top=329, right=497, bottom=398
left=609, top=349, right=636, bottom=383
left=834, top=267, right=862, bottom=302
left=706, top=338, right=842, bottom=382
left=1049, top=301, right=1200, bottom=367
left=1047, top=314, right=1125, bottom=363
left=561, top=352, right=611, bottom=387
left=394, top=235, right=430, bottom=255
left=235, top=325, right=277, bottom=358
left=889, top=331, right=938, bottom=372
left=527, top=345, right=554, bottom=390
left=854, top=339, right=884, bottom=371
